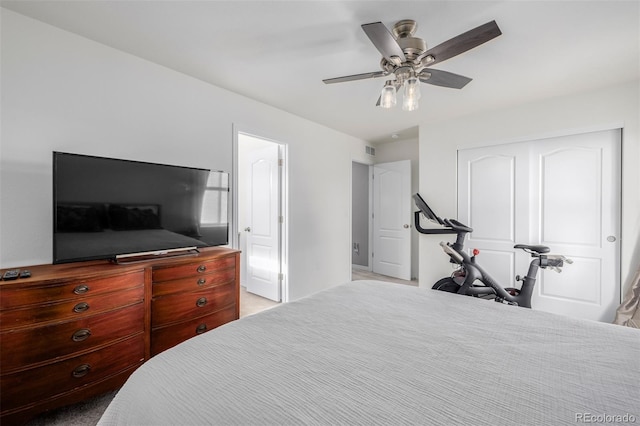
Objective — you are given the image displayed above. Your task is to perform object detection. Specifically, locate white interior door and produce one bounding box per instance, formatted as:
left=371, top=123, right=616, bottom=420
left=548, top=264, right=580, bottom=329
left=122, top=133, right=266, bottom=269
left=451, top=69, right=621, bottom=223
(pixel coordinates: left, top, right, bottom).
left=458, top=129, right=621, bottom=321
left=372, top=160, right=411, bottom=280
left=245, top=144, right=281, bottom=302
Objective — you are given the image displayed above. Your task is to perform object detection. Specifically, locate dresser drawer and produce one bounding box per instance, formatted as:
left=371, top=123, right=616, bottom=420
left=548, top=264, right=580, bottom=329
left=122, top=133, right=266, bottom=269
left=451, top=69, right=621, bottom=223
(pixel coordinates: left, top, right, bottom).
left=0, top=286, right=143, bottom=331
left=152, top=267, right=235, bottom=297
left=151, top=304, right=237, bottom=356
left=1, top=303, right=144, bottom=372
left=152, top=256, right=235, bottom=283
left=0, top=334, right=144, bottom=412
left=152, top=282, right=236, bottom=327
left=0, top=363, right=141, bottom=425
left=0, top=270, right=144, bottom=310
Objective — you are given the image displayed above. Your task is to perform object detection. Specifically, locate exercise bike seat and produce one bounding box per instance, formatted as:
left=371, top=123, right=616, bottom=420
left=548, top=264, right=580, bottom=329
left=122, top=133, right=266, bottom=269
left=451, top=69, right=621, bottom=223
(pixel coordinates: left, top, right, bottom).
left=514, top=244, right=550, bottom=254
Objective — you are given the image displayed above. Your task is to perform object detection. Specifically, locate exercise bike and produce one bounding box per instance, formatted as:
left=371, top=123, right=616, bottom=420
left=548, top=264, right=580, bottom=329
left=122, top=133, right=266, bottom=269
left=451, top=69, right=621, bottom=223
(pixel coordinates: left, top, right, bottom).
left=412, top=193, right=571, bottom=308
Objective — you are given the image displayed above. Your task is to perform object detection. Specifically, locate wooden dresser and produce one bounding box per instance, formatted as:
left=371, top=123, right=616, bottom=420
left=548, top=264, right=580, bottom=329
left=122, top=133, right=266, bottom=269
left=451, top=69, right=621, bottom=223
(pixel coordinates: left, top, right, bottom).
left=0, top=247, right=239, bottom=425
left=151, top=253, right=239, bottom=356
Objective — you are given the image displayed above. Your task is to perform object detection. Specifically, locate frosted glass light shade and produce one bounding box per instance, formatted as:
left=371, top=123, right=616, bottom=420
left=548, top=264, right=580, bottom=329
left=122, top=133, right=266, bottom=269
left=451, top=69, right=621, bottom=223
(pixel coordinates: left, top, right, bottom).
left=402, top=76, right=420, bottom=111
left=379, top=84, right=397, bottom=108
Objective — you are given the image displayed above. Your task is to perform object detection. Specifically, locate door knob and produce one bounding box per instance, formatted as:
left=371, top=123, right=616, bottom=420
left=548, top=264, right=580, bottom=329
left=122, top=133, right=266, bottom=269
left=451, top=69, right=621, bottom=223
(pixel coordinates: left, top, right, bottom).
left=607, top=235, right=616, bottom=242
left=403, top=224, right=411, bottom=229
left=244, top=227, right=251, bottom=232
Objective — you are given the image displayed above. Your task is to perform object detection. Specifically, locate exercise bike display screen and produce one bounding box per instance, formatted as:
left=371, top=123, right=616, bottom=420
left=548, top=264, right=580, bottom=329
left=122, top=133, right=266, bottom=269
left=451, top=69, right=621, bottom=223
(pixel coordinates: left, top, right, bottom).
left=413, top=193, right=442, bottom=224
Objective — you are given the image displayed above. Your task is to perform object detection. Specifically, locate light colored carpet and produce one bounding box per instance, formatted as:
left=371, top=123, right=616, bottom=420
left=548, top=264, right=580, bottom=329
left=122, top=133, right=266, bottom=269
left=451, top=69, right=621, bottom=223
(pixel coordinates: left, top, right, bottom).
left=351, top=268, right=418, bottom=286
left=239, top=286, right=280, bottom=317
left=25, top=391, right=117, bottom=426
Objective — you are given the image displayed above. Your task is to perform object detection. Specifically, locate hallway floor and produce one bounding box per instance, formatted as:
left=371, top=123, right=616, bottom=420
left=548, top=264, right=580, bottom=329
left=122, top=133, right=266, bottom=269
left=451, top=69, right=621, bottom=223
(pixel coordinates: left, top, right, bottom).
left=351, top=268, right=418, bottom=287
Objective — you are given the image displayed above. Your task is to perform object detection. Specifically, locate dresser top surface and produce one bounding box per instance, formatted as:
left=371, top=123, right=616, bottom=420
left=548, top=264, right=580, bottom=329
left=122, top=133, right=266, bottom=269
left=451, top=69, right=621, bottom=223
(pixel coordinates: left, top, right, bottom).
left=0, top=247, right=239, bottom=289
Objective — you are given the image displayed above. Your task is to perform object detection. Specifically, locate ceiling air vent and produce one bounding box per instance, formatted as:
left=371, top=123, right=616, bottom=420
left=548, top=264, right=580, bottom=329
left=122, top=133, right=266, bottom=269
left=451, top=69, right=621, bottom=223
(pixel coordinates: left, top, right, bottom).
left=366, top=146, right=376, bottom=156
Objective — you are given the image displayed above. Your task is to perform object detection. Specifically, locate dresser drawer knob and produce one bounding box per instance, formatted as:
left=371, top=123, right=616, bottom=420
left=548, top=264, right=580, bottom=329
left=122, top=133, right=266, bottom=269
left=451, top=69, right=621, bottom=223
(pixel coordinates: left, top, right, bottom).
left=73, top=302, right=90, bottom=313
left=72, top=364, right=91, bottom=378
left=196, top=323, right=207, bottom=334
left=73, top=284, right=90, bottom=295
left=196, top=297, right=207, bottom=307
left=197, top=278, right=206, bottom=286
left=197, top=265, right=207, bottom=273
left=72, top=328, right=92, bottom=342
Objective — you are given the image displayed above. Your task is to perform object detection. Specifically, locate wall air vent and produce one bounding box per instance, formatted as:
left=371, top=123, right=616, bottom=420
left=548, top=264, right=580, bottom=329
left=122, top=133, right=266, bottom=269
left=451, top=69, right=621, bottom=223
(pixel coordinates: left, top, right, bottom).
left=365, top=146, right=376, bottom=156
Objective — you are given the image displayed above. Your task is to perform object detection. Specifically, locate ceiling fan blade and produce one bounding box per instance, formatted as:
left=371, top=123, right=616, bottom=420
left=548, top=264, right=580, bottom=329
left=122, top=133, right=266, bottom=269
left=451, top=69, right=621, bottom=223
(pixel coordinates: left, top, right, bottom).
left=361, top=22, right=406, bottom=64
left=420, top=20, right=501, bottom=66
left=419, top=69, right=472, bottom=89
left=323, top=71, right=387, bottom=84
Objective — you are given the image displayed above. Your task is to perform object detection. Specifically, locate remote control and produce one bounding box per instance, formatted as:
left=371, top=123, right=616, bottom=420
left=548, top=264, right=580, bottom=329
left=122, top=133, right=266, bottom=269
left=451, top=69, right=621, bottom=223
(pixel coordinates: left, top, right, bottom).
left=19, top=270, right=31, bottom=279
left=2, top=270, right=20, bottom=280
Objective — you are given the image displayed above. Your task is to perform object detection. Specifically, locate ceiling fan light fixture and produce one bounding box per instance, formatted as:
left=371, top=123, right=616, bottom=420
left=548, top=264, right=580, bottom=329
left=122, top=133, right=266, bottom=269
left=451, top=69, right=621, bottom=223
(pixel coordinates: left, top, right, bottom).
left=402, top=75, right=420, bottom=111
left=323, top=19, right=501, bottom=111
left=379, top=81, right=397, bottom=108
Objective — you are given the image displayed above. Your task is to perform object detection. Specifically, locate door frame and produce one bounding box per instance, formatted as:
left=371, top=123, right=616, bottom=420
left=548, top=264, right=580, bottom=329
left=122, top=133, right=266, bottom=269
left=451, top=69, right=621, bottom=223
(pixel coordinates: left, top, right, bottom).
left=233, top=126, right=289, bottom=303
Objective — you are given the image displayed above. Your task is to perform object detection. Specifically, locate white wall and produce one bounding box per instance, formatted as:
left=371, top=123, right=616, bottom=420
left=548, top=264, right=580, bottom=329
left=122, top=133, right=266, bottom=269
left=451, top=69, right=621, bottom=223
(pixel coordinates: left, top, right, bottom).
left=418, top=81, right=640, bottom=299
left=0, top=10, right=368, bottom=301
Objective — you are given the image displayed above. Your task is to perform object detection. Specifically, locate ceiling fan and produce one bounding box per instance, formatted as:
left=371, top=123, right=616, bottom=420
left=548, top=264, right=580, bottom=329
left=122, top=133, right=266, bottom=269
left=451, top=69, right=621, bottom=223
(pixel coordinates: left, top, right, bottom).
left=323, top=19, right=501, bottom=110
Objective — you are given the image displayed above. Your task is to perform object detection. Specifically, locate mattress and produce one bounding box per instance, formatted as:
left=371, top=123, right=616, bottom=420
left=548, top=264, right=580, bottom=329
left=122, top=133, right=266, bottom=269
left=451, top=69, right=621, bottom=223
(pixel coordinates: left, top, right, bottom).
left=98, top=280, right=640, bottom=425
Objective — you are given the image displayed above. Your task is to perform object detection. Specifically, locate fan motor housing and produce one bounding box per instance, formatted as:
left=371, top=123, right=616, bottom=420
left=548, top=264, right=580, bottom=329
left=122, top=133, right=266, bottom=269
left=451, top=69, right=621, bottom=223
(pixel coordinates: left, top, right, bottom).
left=398, top=37, right=427, bottom=61
left=391, top=19, right=418, bottom=38
left=392, top=20, right=427, bottom=61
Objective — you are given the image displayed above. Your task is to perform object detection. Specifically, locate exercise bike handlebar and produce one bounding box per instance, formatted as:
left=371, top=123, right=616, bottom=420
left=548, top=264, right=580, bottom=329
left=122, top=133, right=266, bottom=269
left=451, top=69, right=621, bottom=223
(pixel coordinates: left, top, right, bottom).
left=439, top=241, right=464, bottom=264
left=442, top=218, right=473, bottom=234
left=413, top=194, right=474, bottom=235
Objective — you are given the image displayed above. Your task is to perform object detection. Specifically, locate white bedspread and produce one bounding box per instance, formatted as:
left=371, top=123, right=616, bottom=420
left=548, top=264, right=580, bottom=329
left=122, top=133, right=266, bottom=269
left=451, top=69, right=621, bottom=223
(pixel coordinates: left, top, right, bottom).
left=99, top=281, right=640, bottom=425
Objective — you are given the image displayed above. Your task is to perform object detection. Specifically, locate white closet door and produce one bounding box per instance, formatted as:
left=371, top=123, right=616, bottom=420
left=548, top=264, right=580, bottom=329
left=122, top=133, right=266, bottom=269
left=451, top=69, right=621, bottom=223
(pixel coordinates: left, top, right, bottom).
left=457, top=145, right=529, bottom=290
left=458, top=129, right=620, bottom=321
left=528, top=131, right=620, bottom=321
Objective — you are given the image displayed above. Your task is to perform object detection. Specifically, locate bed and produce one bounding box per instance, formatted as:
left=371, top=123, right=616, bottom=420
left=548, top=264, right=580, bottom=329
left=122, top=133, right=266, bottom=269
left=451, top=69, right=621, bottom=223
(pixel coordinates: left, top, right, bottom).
left=98, top=280, right=639, bottom=425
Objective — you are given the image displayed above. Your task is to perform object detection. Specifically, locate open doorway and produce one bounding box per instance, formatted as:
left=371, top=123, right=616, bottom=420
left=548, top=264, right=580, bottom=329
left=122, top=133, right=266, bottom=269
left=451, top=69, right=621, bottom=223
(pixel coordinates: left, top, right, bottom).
left=351, top=161, right=371, bottom=272
left=351, top=132, right=420, bottom=284
left=235, top=131, right=288, bottom=304
left=351, top=159, right=417, bottom=285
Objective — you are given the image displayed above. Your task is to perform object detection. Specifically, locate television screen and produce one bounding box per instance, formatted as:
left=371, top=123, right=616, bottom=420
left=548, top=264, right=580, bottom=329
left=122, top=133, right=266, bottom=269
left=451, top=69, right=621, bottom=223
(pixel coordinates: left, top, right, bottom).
left=53, top=152, right=229, bottom=264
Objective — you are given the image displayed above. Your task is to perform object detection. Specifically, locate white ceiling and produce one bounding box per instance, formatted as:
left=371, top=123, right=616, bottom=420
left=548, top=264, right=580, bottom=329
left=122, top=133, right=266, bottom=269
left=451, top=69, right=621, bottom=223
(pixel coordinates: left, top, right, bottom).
left=2, top=1, right=638, bottom=143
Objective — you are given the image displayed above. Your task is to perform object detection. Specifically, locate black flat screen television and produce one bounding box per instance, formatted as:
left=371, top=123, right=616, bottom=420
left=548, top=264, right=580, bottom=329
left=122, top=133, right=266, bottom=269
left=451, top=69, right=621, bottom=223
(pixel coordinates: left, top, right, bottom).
left=53, top=152, right=229, bottom=264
